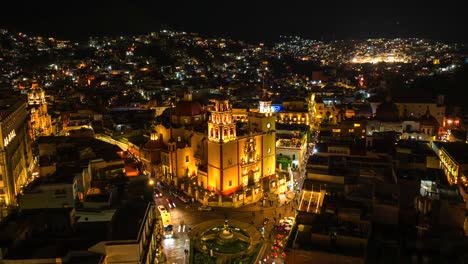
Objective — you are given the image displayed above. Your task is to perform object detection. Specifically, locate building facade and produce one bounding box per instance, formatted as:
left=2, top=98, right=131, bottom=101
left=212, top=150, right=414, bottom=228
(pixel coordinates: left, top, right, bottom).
left=28, top=81, right=53, bottom=138
left=0, top=96, right=34, bottom=206
left=204, top=95, right=277, bottom=197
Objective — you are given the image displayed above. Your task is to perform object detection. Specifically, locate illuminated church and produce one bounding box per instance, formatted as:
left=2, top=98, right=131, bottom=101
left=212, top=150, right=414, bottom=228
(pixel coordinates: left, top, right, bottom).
left=27, top=81, right=53, bottom=139
left=147, top=91, right=277, bottom=205
left=205, top=92, right=276, bottom=197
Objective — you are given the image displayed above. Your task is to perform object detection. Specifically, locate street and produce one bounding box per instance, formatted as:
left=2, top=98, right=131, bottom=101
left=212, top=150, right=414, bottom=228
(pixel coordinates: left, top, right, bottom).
left=104, top=134, right=309, bottom=263
left=153, top=175, right=304, bottom=264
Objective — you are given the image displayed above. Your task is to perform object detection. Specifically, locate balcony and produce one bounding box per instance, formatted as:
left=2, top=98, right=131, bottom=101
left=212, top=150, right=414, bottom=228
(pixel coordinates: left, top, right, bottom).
left=240, top=156, right=261, bottom=166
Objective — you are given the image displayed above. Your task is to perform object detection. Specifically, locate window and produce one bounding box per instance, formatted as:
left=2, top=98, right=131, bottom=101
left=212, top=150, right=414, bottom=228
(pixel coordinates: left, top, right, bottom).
left=229, top=180, right=232, bottom=186
left=0, top=188, right=4, bottom=194
left=186, top=156, right=189, bottom=163
left=228, top=158, right=232, bottom=165
left=268, top=148, right=271, bottom=154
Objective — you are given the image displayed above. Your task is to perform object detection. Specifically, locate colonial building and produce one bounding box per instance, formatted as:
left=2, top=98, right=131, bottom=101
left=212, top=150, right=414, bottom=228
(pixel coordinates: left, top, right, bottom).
left=367, top=98, right=439, bottom=141
left=369, top=95, right=445, bottom=126
left=171, top=91, right=207, bottom=126
left=149, top=91, right=278, bottom=206
left=203, top=93, right=276, bottom=197
left=0, top=95, right=34, bottom=207
left=27, top=81, right=52, bottom=138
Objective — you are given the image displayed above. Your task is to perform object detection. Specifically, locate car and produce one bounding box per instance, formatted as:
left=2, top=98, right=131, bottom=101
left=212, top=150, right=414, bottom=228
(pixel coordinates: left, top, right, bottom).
left=166, top=198, right=176, bottom=208
left=153, top=188, right=163, bottom=198
left=198, top=206, right=213, bottom=211
left=178, top=194, right=190, bottom=203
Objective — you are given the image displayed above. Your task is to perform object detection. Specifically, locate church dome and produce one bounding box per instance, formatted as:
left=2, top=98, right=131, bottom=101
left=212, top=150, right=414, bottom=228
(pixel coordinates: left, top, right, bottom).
left=144, top=140, right=164, bottom=149
left=173, top=101, right=204, bottom=116
left=420, top=109, right=439, bottom=126
left=375, top=101, right=399, bottom=122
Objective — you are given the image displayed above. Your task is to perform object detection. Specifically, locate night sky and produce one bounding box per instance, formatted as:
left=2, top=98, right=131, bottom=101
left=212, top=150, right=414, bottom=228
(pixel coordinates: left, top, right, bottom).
left=1, top=0, right=466, bottom=43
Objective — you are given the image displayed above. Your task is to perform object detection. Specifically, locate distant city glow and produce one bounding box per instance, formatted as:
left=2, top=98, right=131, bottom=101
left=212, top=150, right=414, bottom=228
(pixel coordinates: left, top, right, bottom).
left=351, top=55, right=408, bottom=64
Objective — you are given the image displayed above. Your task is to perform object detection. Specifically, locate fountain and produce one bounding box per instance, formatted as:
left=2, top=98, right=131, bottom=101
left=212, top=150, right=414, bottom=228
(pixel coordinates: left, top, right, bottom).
left=189, top=218, right=263, bottom=263
left=217, top=219, right=235, bottom=244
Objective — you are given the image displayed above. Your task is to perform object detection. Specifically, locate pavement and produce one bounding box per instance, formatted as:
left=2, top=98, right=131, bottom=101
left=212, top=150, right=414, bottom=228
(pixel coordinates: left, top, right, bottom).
left=237, top=190, right=298, bottom=264
left=233, top=190, right=297, bottom=213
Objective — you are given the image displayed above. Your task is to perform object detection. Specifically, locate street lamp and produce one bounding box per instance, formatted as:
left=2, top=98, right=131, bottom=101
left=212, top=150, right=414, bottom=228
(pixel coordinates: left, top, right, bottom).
left=293, top=224, right=304, bottom=248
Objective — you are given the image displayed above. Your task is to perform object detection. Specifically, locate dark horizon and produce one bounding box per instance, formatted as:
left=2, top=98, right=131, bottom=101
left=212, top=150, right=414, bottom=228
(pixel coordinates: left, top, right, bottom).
left=1, top=1, right=467, bottom=44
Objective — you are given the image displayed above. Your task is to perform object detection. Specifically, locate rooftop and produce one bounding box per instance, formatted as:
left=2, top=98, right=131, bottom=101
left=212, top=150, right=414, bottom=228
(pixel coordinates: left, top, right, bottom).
left=37, top=136, right=121, bottom=163
left=0, top=208, right=107, bottom=260
left=110, top=200, right=152, bottom=241
left=23, top=166, right=82, bottom=192
left=440, top=142, right=468, bottom=164
left=0, top=96, right=26, bottom=121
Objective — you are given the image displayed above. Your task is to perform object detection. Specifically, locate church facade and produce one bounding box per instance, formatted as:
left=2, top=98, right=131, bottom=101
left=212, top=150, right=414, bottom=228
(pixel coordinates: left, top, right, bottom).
left=28, top=81, right=53, bottom=139
left=146, top=92, right=278, bottom=205
left=203, top=96, right=276, bottom=197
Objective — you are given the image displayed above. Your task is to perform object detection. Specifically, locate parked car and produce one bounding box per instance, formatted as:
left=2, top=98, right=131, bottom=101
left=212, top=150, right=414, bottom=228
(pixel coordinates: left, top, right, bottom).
left=178, top=195, right=190, bottom=203
left=166, top=198, right=176, bottom=208
left=198, top=206, right=213, bottom=211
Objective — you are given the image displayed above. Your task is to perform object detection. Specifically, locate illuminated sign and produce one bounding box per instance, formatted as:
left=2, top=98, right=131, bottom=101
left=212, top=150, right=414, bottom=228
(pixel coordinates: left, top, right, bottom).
left=271, top=105, right=282, bottom=112
left=3, top=130, right=16, bottom=147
